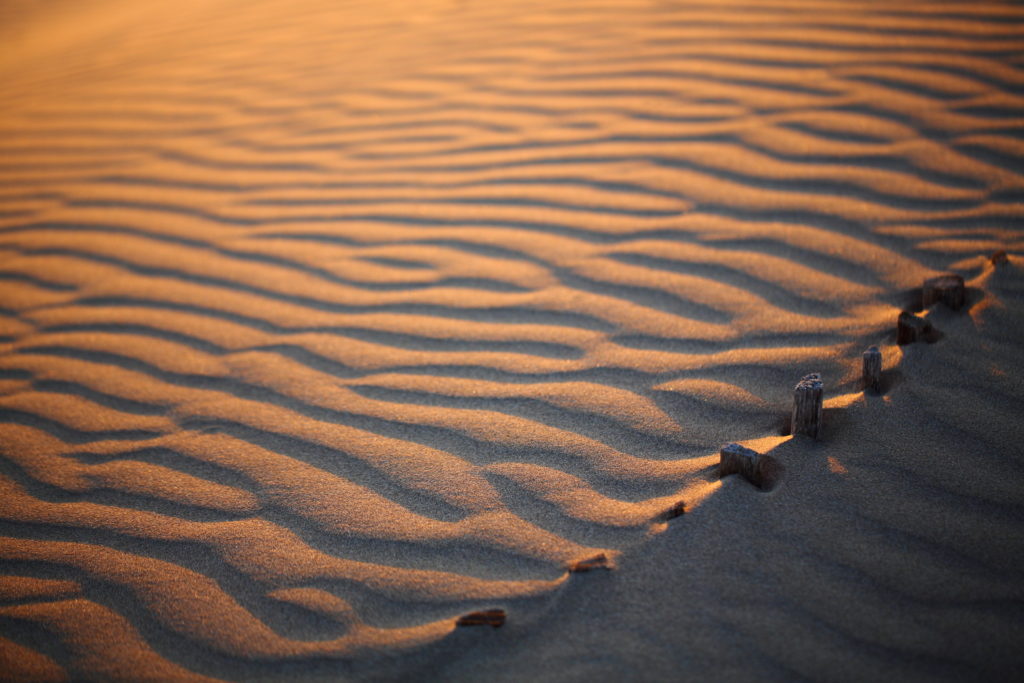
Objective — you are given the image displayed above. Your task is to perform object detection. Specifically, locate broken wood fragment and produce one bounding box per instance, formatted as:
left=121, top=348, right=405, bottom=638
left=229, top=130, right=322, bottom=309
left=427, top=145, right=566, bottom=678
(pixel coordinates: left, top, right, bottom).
left=718, top=442, right=758, bottom=481
left=660, top=500, right=686, bottom=520
left=922, top=273, right=965, bottom=310
left=791, top=373, right=823, bottom=439
left=991, top=250, right=1008, bottom=266
left=456, top=609, right=506, bottom=628
left=897, top=311, right=932, bottom=345
left=568, top=553, right=610, bottom=573
left=862, top=346, right=881, bottom=392
left=718, top=443, right=780, bottom=490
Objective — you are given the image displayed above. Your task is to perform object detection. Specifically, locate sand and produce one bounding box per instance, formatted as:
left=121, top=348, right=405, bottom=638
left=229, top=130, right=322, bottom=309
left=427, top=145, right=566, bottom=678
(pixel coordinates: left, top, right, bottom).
left=1, top=0, right=1023, bottom=680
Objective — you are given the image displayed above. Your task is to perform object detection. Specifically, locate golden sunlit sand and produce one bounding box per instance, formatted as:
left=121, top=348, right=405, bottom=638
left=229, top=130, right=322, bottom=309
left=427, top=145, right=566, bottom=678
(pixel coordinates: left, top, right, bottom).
left=1, top=0, right=1023, bottom=680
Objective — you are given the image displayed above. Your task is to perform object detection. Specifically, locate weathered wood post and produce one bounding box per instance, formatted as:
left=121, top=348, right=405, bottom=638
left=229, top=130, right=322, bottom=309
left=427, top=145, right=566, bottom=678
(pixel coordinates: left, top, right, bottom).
left=862, top=346, right=881, bottom=392
left=568, top=553, right=611, bottom=573
left=719, top=443, right=780, bottom=490
left=661, top=500, right=686, bottom=520
left=922, top=273, right=965, bottom=310
left=456, top=609, right=506, bottom=628
left=719, top=442, right=758, bottom=482
left=897, top=311, right=931, bottom=345
left=791, top=373, right=823, bottom=438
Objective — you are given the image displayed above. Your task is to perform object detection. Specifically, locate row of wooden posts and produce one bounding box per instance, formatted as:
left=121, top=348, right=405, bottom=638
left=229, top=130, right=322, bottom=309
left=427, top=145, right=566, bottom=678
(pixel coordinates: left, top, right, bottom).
left=456, top=267, right=993, bottom=627
left=719, top=271, right=973, bottom=490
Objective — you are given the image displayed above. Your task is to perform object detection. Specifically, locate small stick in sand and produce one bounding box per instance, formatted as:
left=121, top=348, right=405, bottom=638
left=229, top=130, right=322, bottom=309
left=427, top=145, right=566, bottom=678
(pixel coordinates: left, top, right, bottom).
left=991, top=250, right=1008, bottom=266
left=456, top=609, right=506, bottom=628
left=862, top=346, right=881, bottom=392
left=922, top=273, right=965, bottom=310
left=568, top=553, right=611, bottom=573
left=897, top=311, right=932, bottom=345
left=791, top=373, right=823, bottom=439
left=661, top=500, right=686, bottom=520
left=718, top=443, right=779, bottom=490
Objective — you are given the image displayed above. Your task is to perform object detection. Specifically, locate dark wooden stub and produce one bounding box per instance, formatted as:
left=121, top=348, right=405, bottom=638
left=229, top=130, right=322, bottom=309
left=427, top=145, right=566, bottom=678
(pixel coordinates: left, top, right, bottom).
left=661, top=500, right=686, bottom=520
left=456, top=609, right=506, bottom=628
left=791, top=373, right=823, bottom=439
left=922, top=273, right=965, bottom=310
left=568, top=553, right=611, bottom=573
left=897, top=311, right=932, bottom=345
left=862, top=346, right=881, bottom=392
left=991, top=250, right=1008, bottom=266
left=719, top=443, right=779, bottom=490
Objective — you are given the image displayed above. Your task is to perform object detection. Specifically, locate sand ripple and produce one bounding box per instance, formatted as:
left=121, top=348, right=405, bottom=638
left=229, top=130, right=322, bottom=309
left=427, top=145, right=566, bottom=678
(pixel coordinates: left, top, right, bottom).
left=1, top=0, right=1022, bottom=679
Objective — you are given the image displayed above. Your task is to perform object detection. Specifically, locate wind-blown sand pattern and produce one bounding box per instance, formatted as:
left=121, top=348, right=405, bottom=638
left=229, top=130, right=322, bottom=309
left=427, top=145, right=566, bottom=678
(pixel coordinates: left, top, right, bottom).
left=1, top=0, right=1023, bottom=680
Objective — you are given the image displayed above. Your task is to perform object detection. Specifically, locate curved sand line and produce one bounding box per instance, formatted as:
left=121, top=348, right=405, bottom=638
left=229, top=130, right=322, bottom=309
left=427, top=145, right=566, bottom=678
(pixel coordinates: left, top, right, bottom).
left=1, top=0, right=1023, bottom=680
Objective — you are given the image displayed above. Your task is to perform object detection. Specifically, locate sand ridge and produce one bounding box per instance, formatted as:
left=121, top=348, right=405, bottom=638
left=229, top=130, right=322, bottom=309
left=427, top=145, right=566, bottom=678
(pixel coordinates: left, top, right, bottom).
left=1, top=0, right=1023, bottom=680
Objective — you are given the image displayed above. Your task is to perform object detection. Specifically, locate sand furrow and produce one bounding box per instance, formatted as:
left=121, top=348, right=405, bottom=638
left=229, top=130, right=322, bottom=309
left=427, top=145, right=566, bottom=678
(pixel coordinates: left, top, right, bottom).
left=2, top=0, right=1023, bottom=678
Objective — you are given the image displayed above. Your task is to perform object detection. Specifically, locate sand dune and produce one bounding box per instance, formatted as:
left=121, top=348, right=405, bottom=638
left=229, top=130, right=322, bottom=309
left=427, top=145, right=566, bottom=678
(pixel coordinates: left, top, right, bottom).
left=1, top=0, right=1023, bottom=680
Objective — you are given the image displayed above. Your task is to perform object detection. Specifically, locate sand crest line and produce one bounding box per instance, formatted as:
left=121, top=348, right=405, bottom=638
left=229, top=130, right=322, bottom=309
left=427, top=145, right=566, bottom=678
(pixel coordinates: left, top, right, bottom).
left=1, top=0, right=1023, bottom=679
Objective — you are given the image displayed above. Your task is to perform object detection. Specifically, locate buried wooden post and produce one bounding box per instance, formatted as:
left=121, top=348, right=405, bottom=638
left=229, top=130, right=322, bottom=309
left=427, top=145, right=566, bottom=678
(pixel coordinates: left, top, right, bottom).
left=456, top=609, right=506, bottom=628
left=922, top=273, right=965, bottom=310
left=660, top=500, right=686, bottom=520
left=568, top=553, right=611, bottom=573
left=862, top=346, right=881, bottom=392
left=897, top=311, right=932, bottom=345
left=718, top=443, right=780, bottom=490
left=791, top=373, right=823, bottom=439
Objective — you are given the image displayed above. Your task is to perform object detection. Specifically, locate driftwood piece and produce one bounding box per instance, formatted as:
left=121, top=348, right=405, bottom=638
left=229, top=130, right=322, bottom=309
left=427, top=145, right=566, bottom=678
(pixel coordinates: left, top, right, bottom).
left=791, top=373, right=823, bottom=439
left=897, top=311, right=932, bottom=345
left=991, top=250, right=1008, bottom=266
left=660, top=500, right=686, bottom=520
left=718, top=443, right=780, bottom=490
left=568, top=553, right=611, bottom=573
left=922, top=273, right=965, bottom=310
left=862, top=346, right=881, bottom=392
left=456, top=609, right=506, bottom=628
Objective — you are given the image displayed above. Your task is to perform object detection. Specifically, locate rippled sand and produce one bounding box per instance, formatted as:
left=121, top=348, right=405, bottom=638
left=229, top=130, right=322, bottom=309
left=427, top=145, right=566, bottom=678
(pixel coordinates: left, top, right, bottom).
left=1, top=1, right=1023, bottom=680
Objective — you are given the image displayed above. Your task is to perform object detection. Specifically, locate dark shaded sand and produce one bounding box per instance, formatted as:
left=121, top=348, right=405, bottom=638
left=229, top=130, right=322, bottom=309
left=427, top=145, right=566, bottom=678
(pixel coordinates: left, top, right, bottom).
left=1, top=0, right=1023, bottom=680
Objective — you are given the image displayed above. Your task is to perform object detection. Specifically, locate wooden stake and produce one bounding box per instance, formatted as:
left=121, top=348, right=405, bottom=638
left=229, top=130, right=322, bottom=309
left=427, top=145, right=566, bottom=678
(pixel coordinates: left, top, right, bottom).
left=791, top=373, right=823, bottom=439
left=862, top=346, right=881, bottom=392
left=719, top=442, right=758, bottom=481
left=660, top=500, right=686, bottom=520
left=456, top=609, right=506, bottom=628
left=922, top=273, right=965, bottom=310
left=897, top=311, right=931, bottom=345
left=991, top=250, right=1008, bottom=266
left=719, top=443, right=780, bottom=490
left=568, top=553, right=611, bottom=573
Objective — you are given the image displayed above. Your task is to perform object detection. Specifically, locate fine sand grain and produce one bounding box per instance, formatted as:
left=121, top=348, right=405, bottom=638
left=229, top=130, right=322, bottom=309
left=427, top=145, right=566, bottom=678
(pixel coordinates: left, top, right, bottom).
left=1, top=1, right=1023, bottom=680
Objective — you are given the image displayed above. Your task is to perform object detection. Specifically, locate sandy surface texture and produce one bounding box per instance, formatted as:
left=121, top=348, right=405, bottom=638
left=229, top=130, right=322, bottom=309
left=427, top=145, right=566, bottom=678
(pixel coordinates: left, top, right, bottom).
left=1, top=1, right=1023, bottom=680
